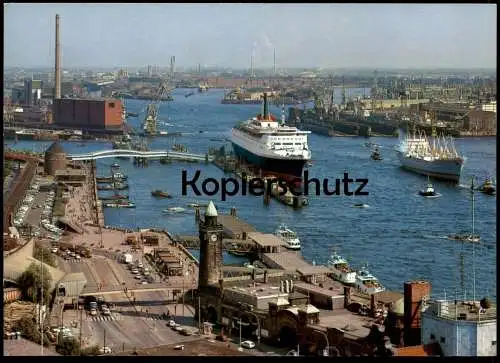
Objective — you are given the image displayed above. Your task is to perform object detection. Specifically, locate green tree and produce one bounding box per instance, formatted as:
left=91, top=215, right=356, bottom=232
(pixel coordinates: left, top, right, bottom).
left=56, top=337, right=81, bottom=356
left=15, top=315, right=50, bottom=347
left=34, top=243, right=56, bottom=267
left=17, top=262, right=52, bottom=304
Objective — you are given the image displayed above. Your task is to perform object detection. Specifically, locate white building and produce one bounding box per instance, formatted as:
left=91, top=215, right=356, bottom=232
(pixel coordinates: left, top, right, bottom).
left=481, top=101, right=496, bottom=113
left=421, top=299, right=497, bottom=356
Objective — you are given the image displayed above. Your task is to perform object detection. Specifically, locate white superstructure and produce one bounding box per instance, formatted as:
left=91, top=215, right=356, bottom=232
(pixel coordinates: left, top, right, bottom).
left=231, top=118, right=311, bottom=160
left=274, top=224, right=301, bottom=250
left=354, top=266, right=385, bottom=294
left=327, top=251, right=356, bottom=284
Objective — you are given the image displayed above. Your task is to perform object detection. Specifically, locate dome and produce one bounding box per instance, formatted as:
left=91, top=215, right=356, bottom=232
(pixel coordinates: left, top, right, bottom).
left=45, top=142, right=65, bottom=155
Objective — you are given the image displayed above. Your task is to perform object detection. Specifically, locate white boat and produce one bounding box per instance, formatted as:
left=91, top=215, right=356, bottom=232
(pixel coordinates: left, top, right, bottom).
left=231, top=93, right=311, bottom=183
left=354, top=265, right=385, bottom=294
left=327, top=250, right=356, bottom=284
left=274, top=224, right=301, bottom=250
left=163, top=207, right=186, bottom=213
left=396, top=126, right=464, bottom=182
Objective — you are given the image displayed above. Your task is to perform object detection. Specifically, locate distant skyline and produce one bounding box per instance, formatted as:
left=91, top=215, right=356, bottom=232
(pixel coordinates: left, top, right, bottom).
left=4, top=3, right=497, bottom=69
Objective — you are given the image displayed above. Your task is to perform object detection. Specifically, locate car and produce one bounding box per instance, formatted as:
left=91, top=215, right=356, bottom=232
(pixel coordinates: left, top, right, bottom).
left=137, top=263, right=143, bottom=269
left=101, top=304, right=108, bottom=310
left=51, top=247, right=58, bottom=253
left=99, top=346, right=112, bottom=354
left=131, top=269, right=139, bottom=274
left=167, top=320, right=176, bottom=327
left=102, top=309, right=111, bottom=316
left=134, top=275, right=142, bottom=280
left=75, top=254, right=81, bottom=260
left=141, top=281, right=148, bottom=285
left=90, top=309, right=97, bottom=316
left=174, top=326, right=183, bottom=332
left=97, top=297, right=104, bottom=304
left=241, top=341, right=255, bottom=349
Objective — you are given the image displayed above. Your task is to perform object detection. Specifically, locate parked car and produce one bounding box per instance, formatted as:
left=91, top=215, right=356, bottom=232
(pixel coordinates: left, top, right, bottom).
left=241, top=341, right=256, bottom=349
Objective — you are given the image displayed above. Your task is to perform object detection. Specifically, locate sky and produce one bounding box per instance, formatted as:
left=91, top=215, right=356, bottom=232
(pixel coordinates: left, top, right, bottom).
left=3, top=3, right=497, bottom=69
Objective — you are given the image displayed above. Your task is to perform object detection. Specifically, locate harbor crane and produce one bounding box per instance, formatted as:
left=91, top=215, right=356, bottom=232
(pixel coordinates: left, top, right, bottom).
left=142, top=80, right=173, bottom=137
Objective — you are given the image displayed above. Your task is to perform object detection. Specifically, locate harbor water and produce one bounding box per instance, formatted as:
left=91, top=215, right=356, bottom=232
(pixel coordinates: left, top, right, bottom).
left=7, top=88, right=496, bottom=301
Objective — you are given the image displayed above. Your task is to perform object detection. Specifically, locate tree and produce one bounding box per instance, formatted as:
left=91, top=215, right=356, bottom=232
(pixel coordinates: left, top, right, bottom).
left=17, top=262, right=52, bottom=304
left=34, top=243, right=56, bottom=267
left=15, top=316, right=50, bottom=347
left=56, top=337, right=81, bottom=356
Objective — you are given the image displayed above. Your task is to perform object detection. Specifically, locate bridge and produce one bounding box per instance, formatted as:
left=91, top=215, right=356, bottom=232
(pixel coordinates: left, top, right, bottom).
left=67, top=149, right=214, bottom=162
left=79, top=281, right=198, bottom=297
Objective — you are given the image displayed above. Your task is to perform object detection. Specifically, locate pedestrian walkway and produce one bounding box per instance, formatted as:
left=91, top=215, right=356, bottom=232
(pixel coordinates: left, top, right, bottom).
left=87, top=313, right=123, bottom=322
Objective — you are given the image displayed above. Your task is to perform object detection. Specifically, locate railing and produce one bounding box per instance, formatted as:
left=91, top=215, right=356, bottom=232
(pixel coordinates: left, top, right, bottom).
left=67, top=149, right=213, bottom=161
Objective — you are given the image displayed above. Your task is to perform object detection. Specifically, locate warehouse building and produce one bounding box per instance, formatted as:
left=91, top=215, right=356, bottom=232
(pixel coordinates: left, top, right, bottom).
left=53, top=98, right=123, bottom=131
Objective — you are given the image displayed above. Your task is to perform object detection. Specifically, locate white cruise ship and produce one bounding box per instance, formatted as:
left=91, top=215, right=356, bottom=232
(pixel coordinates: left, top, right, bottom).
left=231, top=93, right=311, bottom=183
left=327, top=250, right=356, bottom=284
left=396, top=127, right=464, bottom=182
left=354, top=265, right=385, bottom=295
left=274, top=224, right=301, bottom=250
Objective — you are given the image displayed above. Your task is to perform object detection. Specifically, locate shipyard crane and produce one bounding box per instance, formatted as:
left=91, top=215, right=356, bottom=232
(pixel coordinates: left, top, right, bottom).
left=142, top=80, right=173, bottom=136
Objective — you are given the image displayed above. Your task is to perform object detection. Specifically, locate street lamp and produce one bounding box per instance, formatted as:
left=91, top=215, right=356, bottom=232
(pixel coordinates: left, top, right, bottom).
left=316, top=330, right=330, bottom=357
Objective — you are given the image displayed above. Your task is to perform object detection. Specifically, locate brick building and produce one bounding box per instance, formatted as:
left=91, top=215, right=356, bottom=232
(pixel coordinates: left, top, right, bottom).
left=53, top=98, right=123, bottom=130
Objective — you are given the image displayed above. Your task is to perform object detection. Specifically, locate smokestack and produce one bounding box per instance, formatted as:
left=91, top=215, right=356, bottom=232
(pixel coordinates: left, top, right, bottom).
left=251, top=55, right=254, bottom=78
left=273, top=48, right=276, bottom=75
left=54, top=14, right=61, bottom=100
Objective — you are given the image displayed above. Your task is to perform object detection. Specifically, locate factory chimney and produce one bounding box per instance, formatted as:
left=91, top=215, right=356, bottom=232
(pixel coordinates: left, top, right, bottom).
left=273, top=48, right=276, bottom=75
left=251, top=55, right=254, bottom=78
left=54, top=14, right=61, bottom=100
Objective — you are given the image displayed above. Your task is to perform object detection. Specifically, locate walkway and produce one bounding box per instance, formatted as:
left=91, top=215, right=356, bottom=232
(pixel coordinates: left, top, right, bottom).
left=67, top=149, right=213, bottom=162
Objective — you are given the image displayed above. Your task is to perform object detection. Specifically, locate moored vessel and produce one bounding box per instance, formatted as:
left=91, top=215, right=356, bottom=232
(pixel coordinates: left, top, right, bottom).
left=231, top=93, right=311, bottom=183
left=327, top=249, right=356, bottom=284
left=96, top=172, right=128, bottom=183
left=163, top=207, right=186, bottom=213
left=354, top=265, right=385, bottom=294
left=103, top=200, right=136, bottom=208
left=274, top=224, right=301, bottom=250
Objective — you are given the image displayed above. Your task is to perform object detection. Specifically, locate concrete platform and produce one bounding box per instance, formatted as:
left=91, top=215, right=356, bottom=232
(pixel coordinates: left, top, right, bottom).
left=217, top=215, right=257, bottom=239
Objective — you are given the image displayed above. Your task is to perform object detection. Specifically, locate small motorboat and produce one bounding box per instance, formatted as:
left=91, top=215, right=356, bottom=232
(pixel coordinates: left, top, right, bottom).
left=163, top=207, right=186, bottom=213
left=477, top=178, right=496, bottom=195
left=419, top=177, right=440, bottom=198
left=151, top=190, right=172, bottom=198
left=447, top=234, right=480, bottom=243
left=371, top=147, right=383, bottom=160
left=353, top=203, right=370, bottom=208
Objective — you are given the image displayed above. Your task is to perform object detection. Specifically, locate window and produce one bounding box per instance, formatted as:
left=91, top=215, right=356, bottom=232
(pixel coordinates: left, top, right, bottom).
left=440, top=337, right=445, bottom=343
left=492, top=341, right=497, bottom=346
left=430, top=334, right=435, bottom=340
left=109, top=102, right=115, bottom=108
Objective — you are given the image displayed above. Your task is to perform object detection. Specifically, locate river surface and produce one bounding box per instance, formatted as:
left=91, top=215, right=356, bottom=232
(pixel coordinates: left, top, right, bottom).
left=7, top=88, right=496, bottom=301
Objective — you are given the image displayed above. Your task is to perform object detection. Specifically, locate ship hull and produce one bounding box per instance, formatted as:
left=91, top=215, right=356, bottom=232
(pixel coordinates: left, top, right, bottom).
left=232, top=142, right=307, bottom=181
left=397, top=151, right=463, bottom=182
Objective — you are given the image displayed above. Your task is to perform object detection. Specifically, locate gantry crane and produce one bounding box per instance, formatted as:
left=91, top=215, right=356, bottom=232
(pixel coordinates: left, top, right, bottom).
left=142, top=80, right=173, bottom=136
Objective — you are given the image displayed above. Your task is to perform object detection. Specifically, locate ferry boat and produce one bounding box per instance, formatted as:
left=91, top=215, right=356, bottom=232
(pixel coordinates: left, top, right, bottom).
left=151, top=190, right=172, bottom=198
left=99, top=193, right=129, bottom=201
left=96, top=172, right=128, bottom=183
left=274, top=224, right=301, bottom=250
left=477, top=177, right=496, bottom=195
left=231, top=93, right=311, bottom=183
left=354, top=265, right=385, bottom=294
left=327, top=250, right=356, bottom=284
left=396, top=126, right=464, bottom=182
left=103, top=201, right=136, bottom=208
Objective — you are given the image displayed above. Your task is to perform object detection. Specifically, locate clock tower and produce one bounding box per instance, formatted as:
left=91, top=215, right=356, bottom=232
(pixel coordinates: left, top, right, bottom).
left=198, top=201, right=224, bottom=289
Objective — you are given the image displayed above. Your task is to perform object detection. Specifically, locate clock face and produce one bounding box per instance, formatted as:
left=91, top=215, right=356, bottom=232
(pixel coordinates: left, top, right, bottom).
left=210, top=233, right=218, bottom=242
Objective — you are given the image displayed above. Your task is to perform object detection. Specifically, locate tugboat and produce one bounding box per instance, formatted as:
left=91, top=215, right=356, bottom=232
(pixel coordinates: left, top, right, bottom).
left=419, top=176, right=440, bottom=198
left=151, top=190, right=172, bottom=198
left=327, top=249, right=356, bottom=284
left=354, top=265, right=385, bottom=294
left=371, top=147, right=383, bottom=160
left=274, top=224, right=301, bottom=250
left=477, top=177, right=496, bottom=195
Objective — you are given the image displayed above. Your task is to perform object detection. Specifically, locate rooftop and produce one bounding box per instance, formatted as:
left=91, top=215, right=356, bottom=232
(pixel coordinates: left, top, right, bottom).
left=296, top=265, right=331, bottom=276
left=247, top=232, right=286, bottom=247
left=313, top=308, right=378, bottom=339
left=423, top=299, right=497, bottom=322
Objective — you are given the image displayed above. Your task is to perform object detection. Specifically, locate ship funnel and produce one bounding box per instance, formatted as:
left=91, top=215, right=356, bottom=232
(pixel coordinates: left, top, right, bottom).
left=263, top=92, right=269, bottom=118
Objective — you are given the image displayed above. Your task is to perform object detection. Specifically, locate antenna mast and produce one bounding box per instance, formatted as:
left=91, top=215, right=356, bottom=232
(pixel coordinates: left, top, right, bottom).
left=471, top=176, right=476, bottom=302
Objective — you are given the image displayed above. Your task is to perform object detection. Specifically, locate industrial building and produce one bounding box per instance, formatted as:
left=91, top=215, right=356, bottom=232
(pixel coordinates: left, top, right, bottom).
left=53, top=98, right=123, bottom=130
left=24, top=79, right=43, bottom=106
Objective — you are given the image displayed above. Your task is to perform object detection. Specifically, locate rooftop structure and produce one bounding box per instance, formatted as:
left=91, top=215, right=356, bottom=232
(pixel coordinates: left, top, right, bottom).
left=421, top=299, right=497, bottom=356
